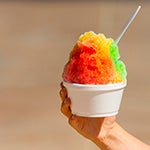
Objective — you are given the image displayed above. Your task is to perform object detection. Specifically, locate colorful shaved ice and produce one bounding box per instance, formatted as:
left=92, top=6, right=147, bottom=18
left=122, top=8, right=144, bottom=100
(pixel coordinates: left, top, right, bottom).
left=62, top=31, right=127, bottom=84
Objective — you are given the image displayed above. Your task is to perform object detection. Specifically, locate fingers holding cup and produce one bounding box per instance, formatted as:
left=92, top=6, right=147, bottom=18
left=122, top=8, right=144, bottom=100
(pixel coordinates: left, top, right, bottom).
left=61, top=97, right=72, bottom=118
left=60, top=82, right=68, bottom=101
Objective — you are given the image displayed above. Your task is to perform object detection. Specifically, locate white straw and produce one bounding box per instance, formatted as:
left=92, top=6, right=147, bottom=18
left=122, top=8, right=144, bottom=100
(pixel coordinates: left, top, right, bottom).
left=115, top=5, right=141, bottom=44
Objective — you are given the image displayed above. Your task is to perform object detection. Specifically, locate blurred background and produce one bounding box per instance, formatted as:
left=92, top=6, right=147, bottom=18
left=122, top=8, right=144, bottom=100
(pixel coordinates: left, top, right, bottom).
left=0, top=0, right=150, bottom=150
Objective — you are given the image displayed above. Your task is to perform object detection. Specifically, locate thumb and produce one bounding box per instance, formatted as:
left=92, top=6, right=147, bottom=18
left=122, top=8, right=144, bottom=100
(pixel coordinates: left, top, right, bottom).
left=68, top=115, right=77, bottom=127
left=69, top=115, right=84, bottom=131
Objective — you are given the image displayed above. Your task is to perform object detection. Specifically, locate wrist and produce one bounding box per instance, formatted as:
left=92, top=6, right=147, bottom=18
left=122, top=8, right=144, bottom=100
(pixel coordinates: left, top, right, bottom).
left=93, top=122, right=150, bottom=150
left=92, top=119, right=117, bottom=150
left=93, top=122, right=124, bottom=150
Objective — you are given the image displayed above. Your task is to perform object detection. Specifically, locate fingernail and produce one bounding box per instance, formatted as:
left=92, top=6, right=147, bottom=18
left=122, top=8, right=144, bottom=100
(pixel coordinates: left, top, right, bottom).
left=60, top=89, right=67, bottom=99
left=60, top=82, right=65, bottom=89
left=64, top=97, right=71, bottom=104
left=71, top=114, right=76, bottom=120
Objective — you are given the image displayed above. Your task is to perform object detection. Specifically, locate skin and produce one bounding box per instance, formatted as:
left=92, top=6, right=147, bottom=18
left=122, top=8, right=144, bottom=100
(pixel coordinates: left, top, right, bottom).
left=60, top=82, right=150, bottom=150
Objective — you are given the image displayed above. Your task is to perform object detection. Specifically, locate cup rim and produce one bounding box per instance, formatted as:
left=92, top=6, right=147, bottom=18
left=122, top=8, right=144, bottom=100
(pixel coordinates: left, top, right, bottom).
left=63, top=81, right=127, bottom=91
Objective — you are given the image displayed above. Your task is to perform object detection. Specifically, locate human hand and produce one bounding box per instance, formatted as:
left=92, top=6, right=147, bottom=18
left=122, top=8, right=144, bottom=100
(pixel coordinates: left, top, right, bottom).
left=59, top=82, right=116, bottom=146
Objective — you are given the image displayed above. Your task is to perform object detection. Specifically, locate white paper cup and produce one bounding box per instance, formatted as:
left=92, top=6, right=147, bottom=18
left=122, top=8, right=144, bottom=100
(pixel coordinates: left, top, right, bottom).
left=63, top=81, right=127, bottom=117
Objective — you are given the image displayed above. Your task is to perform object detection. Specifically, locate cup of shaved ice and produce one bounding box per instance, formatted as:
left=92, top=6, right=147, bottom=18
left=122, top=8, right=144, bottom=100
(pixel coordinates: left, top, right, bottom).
left=63, top=82, right=126, bottom=117
left=62, top=31, right=127, bottom=117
